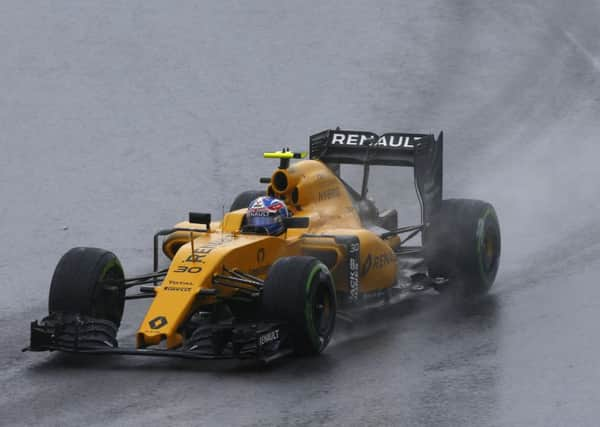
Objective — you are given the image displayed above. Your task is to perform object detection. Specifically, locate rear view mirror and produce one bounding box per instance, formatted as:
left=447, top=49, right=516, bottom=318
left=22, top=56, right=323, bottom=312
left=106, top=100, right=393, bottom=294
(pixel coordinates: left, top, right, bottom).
left=189, top=212, right=211, bottom=229
left=283, top=217, right=309, bottom=228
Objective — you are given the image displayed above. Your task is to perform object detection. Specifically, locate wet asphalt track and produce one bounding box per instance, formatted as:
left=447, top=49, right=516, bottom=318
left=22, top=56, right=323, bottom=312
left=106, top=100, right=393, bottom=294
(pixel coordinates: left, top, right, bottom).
left=2, top=1, right=600, bottom=426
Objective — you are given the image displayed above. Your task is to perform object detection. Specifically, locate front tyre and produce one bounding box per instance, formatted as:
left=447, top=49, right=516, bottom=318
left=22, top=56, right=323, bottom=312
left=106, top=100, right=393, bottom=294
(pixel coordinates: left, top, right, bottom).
left=426, top=199, right=501, bottom=297
left=48, top=247, right=126, bottom=325
left=262, top=257, right=336, bottom=355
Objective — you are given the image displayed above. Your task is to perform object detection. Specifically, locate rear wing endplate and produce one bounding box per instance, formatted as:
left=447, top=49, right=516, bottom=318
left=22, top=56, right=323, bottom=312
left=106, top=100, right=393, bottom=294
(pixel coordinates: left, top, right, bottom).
left=309, top=129, right=443, bottom=225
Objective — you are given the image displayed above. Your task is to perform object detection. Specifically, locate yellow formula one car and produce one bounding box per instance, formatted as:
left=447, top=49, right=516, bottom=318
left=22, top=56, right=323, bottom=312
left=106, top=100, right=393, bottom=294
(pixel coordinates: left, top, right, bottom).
left=27, top=129, right=501, bottom=363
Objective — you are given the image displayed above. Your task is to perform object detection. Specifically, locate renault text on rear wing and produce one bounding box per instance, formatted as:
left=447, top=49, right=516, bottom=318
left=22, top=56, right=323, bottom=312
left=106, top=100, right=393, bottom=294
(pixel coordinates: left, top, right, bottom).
left=329, top=130, right=423, bottom=151
left=309, top=128, right=443, bottom=227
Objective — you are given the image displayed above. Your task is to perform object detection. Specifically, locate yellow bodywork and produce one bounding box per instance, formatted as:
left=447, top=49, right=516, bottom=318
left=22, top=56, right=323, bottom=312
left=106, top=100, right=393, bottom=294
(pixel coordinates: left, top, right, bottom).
left=137, top=159, right=399, bottom=349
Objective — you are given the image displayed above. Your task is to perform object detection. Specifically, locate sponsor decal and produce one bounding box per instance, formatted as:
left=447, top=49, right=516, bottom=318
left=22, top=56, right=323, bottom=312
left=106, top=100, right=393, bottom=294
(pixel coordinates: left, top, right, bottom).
left=148, top=316, right=167, bottom=329
left=318, top=187, right=341, bottom=202
left=373, top=252, right=395, bottom=269
left=362, top=252, right=395, bottom=275
left=247, top=208, right=272, bottom=217
left=330, top=132, right=421, bottom=150
left=185, top=235, right=234, bottom=263
left=168, top=280, right=193, bottom=286
left=163, top=286, right=192, bottom=292
left=348, top=242, right=360, bottom=302
left=258, top=329, right=280, bottom=347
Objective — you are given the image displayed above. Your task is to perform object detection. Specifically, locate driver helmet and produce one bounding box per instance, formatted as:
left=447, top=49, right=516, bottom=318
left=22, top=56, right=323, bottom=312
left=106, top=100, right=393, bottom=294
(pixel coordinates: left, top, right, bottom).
left=246, top=196, right=289, bottom=235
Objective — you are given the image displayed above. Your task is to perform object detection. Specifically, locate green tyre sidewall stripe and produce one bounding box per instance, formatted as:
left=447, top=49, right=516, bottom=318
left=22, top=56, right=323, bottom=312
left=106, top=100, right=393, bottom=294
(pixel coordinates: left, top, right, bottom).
left=304, top=262, right=333, bottom=351
left=304, top=264, right=322, bottom=350
left=99, top=257, right=123, bottom=281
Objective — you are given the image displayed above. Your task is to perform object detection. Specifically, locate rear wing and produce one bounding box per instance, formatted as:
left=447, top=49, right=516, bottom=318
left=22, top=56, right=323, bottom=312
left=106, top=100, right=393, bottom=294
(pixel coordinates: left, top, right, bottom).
left=309, top=129, right=443, bottom=224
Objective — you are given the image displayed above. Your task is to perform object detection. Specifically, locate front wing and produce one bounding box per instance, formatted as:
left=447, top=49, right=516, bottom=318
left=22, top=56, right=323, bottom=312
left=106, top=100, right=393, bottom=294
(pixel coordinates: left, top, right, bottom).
left=25, top=314, right=291, bottom=364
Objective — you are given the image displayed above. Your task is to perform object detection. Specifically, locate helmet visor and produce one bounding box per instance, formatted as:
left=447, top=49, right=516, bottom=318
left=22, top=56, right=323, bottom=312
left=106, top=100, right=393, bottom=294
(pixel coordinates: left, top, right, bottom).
left=247, top=215, right=280, bottom=227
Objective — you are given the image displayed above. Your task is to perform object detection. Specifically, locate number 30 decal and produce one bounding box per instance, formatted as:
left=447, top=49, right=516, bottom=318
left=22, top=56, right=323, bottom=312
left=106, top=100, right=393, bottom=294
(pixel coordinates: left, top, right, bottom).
left=175, top=265, right=202, bottom=273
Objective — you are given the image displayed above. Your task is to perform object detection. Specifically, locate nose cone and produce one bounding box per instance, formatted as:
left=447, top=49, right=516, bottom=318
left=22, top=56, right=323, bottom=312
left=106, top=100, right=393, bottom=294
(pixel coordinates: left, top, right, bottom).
left=136, top=285, right=195, bottom=349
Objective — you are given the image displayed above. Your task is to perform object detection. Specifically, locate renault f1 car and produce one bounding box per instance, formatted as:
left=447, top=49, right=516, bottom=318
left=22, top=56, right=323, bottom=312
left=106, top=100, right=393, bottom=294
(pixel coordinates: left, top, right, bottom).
left=26, top=129, right=501, bottom=363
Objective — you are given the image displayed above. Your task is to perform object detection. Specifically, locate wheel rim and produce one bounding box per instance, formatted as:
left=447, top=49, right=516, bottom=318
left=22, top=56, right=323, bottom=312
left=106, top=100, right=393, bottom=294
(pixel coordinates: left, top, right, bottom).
left=313, top=272, right=335, bottom=345
left=94, top=263, right=124, bottom=323
left=480, top=222, right=500, bottom=275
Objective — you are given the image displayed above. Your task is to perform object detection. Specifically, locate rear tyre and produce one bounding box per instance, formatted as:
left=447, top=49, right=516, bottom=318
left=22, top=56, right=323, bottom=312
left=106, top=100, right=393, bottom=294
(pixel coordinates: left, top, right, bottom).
left=262, top=256, right=336, bottom=355
left=229, top=190, right=265, bottom=212
left=426, top=199, right=501, bottom=297
left=49, top=247, right=126, bottom=326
